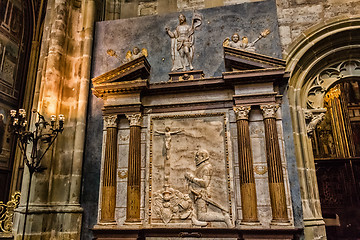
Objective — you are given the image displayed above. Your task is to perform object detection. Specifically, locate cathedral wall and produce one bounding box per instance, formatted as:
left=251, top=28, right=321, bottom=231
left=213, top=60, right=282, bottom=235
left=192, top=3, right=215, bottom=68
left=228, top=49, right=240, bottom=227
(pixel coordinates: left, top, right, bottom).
left=84, top=1, right=302, bottom=239
left=275, top=0, right=360, bottom=54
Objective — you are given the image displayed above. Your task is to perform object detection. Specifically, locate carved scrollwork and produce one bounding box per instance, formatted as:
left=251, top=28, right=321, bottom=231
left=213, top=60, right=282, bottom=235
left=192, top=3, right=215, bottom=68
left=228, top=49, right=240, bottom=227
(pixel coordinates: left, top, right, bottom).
left=0, top=192, right=20, bottom=233
left=103, top=115, right=117, bottom=128
left=125, top=113, right=142, bottom=127
left=233, top=106, right=251, bottom=120
left=260, top=104, right=279, bottom=119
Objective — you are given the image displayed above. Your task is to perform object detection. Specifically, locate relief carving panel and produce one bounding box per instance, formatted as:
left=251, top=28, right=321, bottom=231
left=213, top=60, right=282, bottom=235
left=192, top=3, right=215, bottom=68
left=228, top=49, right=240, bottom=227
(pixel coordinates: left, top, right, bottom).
left=148, top=113, right=233, bottom=228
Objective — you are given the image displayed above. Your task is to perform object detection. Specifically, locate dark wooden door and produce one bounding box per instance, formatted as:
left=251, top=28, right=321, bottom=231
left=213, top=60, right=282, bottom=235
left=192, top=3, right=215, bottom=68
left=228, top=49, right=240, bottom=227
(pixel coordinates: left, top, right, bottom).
left=316, top=158, right=360, bottom=239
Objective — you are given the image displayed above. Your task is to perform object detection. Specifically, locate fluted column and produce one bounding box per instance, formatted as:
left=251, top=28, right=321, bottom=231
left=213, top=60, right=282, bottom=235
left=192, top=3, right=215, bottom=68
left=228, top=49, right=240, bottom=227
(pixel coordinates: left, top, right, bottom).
left=260, top=104, right=289, bottom=223
left=125, top=113, right=142, bottom=223
left=101, top=115, right=118, bottom=222
left=234, top=106, right=259, bottom=224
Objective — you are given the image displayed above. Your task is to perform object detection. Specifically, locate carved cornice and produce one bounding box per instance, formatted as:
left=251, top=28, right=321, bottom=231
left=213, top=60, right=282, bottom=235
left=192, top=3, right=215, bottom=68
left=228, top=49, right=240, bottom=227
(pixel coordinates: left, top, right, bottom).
left=126, top=113, right=142, bottom=127
left=260, top=104, right=279, bottom=119
left=104, top=115, right=118, bottom=128
left=234, top=106, right=251, bottom=120
left=223, top=46, right=286, bottom=71
left=222, top=67, right=288, bottom=85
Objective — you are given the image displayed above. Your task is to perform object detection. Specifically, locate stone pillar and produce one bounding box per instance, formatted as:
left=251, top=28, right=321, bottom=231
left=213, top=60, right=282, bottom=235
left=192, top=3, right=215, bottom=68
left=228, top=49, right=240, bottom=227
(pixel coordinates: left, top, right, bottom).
left=260, top=104, right=289, bottom=223
left=125, top=113, right=142, bottom=223
left=233, top=106, right=259, bottom=224
left=101, top=115, right=118, bottom=222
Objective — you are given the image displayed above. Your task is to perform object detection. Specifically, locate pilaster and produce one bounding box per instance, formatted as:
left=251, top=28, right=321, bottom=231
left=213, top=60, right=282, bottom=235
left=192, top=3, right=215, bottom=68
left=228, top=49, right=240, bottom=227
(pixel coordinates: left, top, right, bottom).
left=233, top=106, right=259, bottom=225
left=125, top=113, right=142, bottom=223
left=100, top=115, right=118, bottom=223
left=260, top=104, right=289, bottom=224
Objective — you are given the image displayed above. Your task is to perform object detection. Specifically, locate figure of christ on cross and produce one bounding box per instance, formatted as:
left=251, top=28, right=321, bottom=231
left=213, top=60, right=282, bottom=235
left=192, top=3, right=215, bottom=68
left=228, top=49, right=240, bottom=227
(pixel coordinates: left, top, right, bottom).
left=155, top=127, right=182, bottom=180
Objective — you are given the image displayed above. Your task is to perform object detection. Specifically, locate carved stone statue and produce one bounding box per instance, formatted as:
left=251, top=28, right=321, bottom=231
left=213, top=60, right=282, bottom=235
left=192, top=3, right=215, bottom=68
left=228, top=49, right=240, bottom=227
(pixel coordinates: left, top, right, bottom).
left=223, top=29, right=271, bottom=52
left=185, top=149, right=233, bottom=227
left=155, top=127, right=182, bottom=160
left=165, top=13, right=202, bottom=71
left=307, top=112, right=326, bottom=136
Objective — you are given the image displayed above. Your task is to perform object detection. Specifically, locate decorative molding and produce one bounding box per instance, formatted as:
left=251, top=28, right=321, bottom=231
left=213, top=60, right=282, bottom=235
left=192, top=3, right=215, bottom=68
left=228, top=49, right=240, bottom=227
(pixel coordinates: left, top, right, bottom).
left=260, top=104, right=279, bottom=119
left=103, top=115, right=118, bottom=128
left=126, top=113, right=142, bottom=127
left=233, top=106, right=251, bottom=120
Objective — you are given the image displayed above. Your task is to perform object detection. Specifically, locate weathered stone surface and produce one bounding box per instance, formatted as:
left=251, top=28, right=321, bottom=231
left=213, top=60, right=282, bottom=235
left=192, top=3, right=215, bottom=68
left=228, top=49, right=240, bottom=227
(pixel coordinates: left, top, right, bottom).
left=275, top=0, right=360, bottom=53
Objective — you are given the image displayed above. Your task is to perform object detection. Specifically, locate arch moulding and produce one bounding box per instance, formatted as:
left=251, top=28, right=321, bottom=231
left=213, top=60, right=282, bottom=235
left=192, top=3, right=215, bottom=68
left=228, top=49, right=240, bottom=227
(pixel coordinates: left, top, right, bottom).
left=285, top=16, right=360, bottom=240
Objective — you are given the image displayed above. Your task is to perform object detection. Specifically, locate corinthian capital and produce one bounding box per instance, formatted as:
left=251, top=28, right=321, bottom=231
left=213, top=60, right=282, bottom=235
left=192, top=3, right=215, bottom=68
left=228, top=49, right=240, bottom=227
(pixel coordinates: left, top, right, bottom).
left=126, top=113, right=142, bottom=127
left=104, top=115, right=118, bottom=128
left=233, top=106, right=251, bottom=120
left=260, top=104, right=279, bottom=119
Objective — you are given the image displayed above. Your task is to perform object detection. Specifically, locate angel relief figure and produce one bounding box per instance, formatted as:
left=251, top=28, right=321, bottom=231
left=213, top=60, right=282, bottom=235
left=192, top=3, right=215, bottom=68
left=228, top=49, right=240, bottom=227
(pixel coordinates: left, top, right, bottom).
left=165, top=13, right=202, bottom=71
left=223, top=29, right=271, bottom=52
left=124, top=47, right=148, bottom=62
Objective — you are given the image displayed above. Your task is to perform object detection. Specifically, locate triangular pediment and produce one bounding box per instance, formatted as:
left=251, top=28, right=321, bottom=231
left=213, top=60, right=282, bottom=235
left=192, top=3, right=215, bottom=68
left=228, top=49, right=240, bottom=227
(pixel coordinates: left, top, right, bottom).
left=223, top=46, right=285, bottom=71
left=92, top=56, right=151, bottom=85
left=91, top=56, right=151, bottom=98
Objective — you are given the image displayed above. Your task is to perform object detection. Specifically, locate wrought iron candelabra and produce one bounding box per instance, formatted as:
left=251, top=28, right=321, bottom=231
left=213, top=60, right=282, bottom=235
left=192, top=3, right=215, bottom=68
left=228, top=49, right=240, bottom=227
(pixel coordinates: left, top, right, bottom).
left=8, top=109, right=64, bottom=239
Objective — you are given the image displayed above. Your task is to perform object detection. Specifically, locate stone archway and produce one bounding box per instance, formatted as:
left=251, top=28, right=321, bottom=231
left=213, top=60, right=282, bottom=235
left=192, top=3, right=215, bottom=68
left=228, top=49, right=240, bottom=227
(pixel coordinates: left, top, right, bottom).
left=285, top=17, right=360, bottom=239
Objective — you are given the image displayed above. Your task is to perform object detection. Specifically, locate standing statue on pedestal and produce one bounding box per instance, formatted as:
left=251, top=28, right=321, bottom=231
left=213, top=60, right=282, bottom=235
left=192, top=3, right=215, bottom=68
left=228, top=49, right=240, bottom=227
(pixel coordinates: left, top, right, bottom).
left=165, top=13, right=202, bottom=72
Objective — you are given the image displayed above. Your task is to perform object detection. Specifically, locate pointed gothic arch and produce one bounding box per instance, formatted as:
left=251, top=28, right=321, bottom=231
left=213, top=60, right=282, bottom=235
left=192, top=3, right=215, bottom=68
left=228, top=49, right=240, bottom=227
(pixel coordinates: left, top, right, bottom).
left=285, top=16, right=360, bottom=239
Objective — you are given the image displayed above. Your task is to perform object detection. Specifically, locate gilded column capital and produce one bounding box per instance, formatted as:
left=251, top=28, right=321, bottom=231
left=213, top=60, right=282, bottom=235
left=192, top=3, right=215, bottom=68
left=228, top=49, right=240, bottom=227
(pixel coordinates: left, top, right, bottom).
left=260, top=104, right=279, bottom=119
left=104, top=115, right=118, bottom=128
left=126, top=113, right=142, bottom=127
left=234, top=106, right=251, bottom=120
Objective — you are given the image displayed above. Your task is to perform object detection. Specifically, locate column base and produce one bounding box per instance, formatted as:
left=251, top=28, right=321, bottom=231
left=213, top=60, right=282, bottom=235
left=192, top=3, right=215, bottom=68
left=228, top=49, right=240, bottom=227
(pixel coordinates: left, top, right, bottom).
left=270, top=219, right=291, bottom=226
left=124, top=219, right=142, bottom=225
left=240, top=220, right=261, bottom=226
left=98, top=220, right=117, bottom=225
